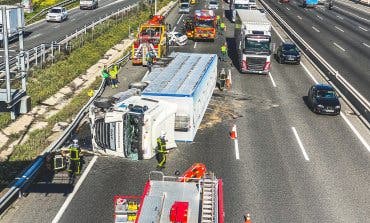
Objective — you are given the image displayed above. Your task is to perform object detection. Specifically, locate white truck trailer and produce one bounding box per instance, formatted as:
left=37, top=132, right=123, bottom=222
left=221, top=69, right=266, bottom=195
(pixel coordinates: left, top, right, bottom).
left=0, top=7, right=22, bottom=44
left=89, top=95, right=177, bottom=160
left=234, top=9, right=272, bottom=74
left=142, top=52, right=218, bottom=142
left=230, top=0, right=257, bottom=22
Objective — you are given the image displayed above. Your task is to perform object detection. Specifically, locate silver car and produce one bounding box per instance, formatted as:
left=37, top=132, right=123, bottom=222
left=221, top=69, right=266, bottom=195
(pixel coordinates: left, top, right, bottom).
left=208, top=0, right=218, bottom=9
left=46, top=7, right=68, bottom=22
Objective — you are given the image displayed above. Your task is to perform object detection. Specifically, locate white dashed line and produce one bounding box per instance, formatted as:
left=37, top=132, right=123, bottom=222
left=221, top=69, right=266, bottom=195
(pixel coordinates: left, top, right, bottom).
left=312, top=26, right=320, bottom=32
left=363, top=43, right=370, bottom=48
left=336, top=15, right=343, bottom=20
left=176, top=14, right=184, bottom=24
left=52, top=156, right=98, bottom=223
left=292, top=127, right=310, bottom=161
left=268, top=72, right=277, bottom=87
left=317, top=15, right=323, bottom=20
left=340, top=113, right=370, bottom=153
left=194, top=42, right=197, bottom=48
left=286, top=7, right=290, bottom=10
left=333, top=42, right=346, bottom=51
left=29, top=33, right=42, bottom=39
left=341, top=10, right=369, bottom=22
left=172, top=26, right=177, bottom=32
left=359, top=26, right=368, bottom=31
left=271, top=25, right=284, bottom=41
left=297, top=15, right=302, bottom=20
left=335, top=26, right=344, bottom=32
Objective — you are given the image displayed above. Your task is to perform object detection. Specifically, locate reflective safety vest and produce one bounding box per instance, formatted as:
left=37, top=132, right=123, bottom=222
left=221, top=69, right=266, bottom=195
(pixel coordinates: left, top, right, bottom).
left=220, top=23, right=225, bottom=29
left=69, top=147, right=80, bottom=161
left=156, top=138, right=167, bottom=153
left=101, top=69, right=109, bottom=79
left=109, top=66, right=118, bottom=79
left=221, top=45, right=227, bottom=53
left=216, top=15, right=220, bottom=21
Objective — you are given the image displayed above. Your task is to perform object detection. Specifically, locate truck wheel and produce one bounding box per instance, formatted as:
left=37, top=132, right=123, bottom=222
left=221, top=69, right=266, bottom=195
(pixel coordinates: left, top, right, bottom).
left=93, top=97, right=112, bottom=109
left=129, top=82, right=149, bottom=91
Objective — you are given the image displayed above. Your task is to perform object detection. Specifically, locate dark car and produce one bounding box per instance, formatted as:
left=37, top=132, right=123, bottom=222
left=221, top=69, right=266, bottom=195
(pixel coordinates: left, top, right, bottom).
left=307, top=84, right=341, bottom=115
left=280, top=0, right=290, bottom=3
left=276, top=42, right=301, bottom=64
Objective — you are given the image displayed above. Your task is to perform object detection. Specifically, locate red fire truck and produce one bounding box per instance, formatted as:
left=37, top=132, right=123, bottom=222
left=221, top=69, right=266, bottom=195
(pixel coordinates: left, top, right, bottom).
left=193, top=10, right=217, bottom=41
left=131, top=15, right=167, bottom=65
left=113, top=163, right=225, bottom=223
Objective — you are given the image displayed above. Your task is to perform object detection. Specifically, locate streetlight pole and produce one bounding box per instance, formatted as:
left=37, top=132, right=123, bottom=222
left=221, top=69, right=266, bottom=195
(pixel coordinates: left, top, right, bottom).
left=154, top=0, right=157, bottom=15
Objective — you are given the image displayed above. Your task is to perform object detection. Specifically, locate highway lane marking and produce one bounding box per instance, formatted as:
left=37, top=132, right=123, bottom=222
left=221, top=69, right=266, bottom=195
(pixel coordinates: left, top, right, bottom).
left=291, top=127, right=310, bottom=161
left=235, top=139, right=240, bottom=160
left=334, top=26, right=344, bottom=32
left=300, top=62, right=318, bottom=84
left=340, top=113, right=370, bottom=153
left=268, top=72, right=277, bottom=87
left=363, top=43, right=370, bottom=48
left=336, top=15, right=343, bottom=20
left=312, top=26, right=320, bottom=32
left=333, top=42, right=346, bottom=51
left=52, top=155, right=98, bottom=223
left=194, top=42, right=197, bottom=48
left=271, top=25, right=284, bottom=41
left=341, top=9, right=369, bottom=22
left=29, top=33, right=42, bottom=39
left=316, top=15, right=323, bottom=20
left=176, top=14, right=184, bottom=25
left=297, top=15, right=302, bottom=20
left=172, top=26, right=177, bottom=32
left=359, top=26, right=368, bottom=32
left=286, top=7, right=290, bottom=10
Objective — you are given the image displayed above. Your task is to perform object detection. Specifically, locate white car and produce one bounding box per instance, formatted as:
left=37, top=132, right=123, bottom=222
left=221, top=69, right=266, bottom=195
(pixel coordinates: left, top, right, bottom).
left=46, top=7, right=68, bottom=22
left=208, top=0, right=218, bottom=9
left=168, top=32, right=188, bottom=46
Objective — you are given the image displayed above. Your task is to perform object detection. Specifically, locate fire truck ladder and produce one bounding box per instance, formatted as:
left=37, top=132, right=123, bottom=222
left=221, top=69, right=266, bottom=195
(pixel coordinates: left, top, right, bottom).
left=200, top=173, right=217, bottom=223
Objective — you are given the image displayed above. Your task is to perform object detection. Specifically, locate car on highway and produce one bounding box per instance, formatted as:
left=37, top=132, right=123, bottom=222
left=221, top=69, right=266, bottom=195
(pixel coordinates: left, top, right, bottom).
left=276, top=42, right=301, bottom=64
left=279, top=0, right=290, bottom=3
left=80, top=0, right=98, bottom=10
left=208, top=0, right=219, bottom=9
left=307, top=84, right=341, bottom=115
left=168, top=31, right=188, bottom=46
left=179, top=2, right=191, bottom=13
left=46, top=7, right=68, bottom=22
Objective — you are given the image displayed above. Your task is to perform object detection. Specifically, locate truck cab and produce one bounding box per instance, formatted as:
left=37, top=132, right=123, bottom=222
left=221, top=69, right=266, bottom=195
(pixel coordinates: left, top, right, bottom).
left=179, top=0, right=191, bottom=14
left=302, top=0, right=318, bottom=7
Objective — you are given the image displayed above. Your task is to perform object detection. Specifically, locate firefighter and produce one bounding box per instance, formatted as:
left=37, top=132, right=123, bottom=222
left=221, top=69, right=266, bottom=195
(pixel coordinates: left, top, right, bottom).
left=146, top=51, right=155, bottom=72
left=156, top=134, right=168, bottom=169
left=101, top=65, right=110, bottom=87
left=220, top=43, right=228, bottom=61
left=220, top=21, right=226, bottom=36
left=67, top=139, right=81, bottom=176
left=109, top=64, right=119, bottom=88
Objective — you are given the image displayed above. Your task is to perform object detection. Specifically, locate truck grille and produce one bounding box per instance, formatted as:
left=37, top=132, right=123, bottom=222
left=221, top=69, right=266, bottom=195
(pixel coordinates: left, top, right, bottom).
left=246, top=57, right=266, bottom=71
left=94, top=118, right=116, bottom=151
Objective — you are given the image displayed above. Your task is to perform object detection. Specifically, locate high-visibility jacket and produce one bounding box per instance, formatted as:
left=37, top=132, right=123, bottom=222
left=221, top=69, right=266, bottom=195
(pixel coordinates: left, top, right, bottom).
left=216, top=15, right=220, bottom=21
left=109, top=65, right=118, bottom=79
left=220, top=23, right=226, bottom=29
left=101, top=69, right=109, bottom=79
left=221, top=45, right=227, bottom=53
left=156, top=138, right=167, bottom=153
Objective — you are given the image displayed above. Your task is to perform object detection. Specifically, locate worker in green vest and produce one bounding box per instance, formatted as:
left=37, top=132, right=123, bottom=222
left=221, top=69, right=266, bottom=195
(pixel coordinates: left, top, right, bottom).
left=68, top=139, right=81, bottom=176
left=216, top=15, right=221, bottom=28
left=220, top=43, right=228, bottom=61
left=220, top=21, right=226, bottom=36
left=109, top=64, right=119, bottom=88
left=101, top=65, right=110, bottom=87
left=156, top=134, right=168, bottom=169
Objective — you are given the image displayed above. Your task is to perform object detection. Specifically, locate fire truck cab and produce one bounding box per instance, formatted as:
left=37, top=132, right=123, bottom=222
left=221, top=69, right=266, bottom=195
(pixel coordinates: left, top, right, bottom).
left=193, top=10, right=217, bottom=41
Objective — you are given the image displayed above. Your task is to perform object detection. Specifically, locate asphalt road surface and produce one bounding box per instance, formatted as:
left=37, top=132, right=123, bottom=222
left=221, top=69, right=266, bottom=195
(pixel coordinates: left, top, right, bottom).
left=1, top=0, right=370, bottom=222
left=262, top=0, right=370, bottom=107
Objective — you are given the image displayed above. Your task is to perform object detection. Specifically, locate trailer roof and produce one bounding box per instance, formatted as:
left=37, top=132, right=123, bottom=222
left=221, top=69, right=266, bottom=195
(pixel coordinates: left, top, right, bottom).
left=142, top=52, right=217, bottom=97
left=138, top=181, right=200, bottom=223
left=236, top=9, right=271, bottom=25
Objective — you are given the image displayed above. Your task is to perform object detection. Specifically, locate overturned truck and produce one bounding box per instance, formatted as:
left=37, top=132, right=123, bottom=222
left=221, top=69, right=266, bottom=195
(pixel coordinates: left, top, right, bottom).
left=89, top=52, right=217, bottom=160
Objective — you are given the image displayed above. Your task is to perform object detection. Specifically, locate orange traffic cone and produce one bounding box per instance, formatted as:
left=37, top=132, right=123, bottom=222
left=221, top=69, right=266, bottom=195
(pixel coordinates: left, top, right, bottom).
left=225, top=70, right=232, bottom=89
left=244, top=213, right=252, bottom=223
left=229, top=124, right=237, bottom=139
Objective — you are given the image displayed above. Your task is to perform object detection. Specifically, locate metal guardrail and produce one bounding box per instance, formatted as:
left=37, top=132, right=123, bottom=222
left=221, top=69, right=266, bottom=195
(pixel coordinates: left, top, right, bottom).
left=0, top=53, right=130, bottom=214
left=259, top=0, right=370, bottom=125
left=0, top=0, right=177, bottom=213
left=26, top=0, right=78, bottom=24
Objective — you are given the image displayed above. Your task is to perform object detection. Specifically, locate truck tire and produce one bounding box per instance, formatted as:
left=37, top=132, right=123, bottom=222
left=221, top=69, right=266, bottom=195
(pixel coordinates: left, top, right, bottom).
left=93, top=97, right=112, bottom=109
left=128, top=82, right=149, bottom=91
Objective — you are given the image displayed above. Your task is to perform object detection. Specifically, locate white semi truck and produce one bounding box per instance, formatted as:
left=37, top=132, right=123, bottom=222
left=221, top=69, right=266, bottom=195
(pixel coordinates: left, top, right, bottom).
left=234, top=9, right=272, bottom=74
left=0, top=7, right=22, bottom=45
left=89, top=94, right=177, bottom=160
left=230, top=0, right=257, bottom=22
